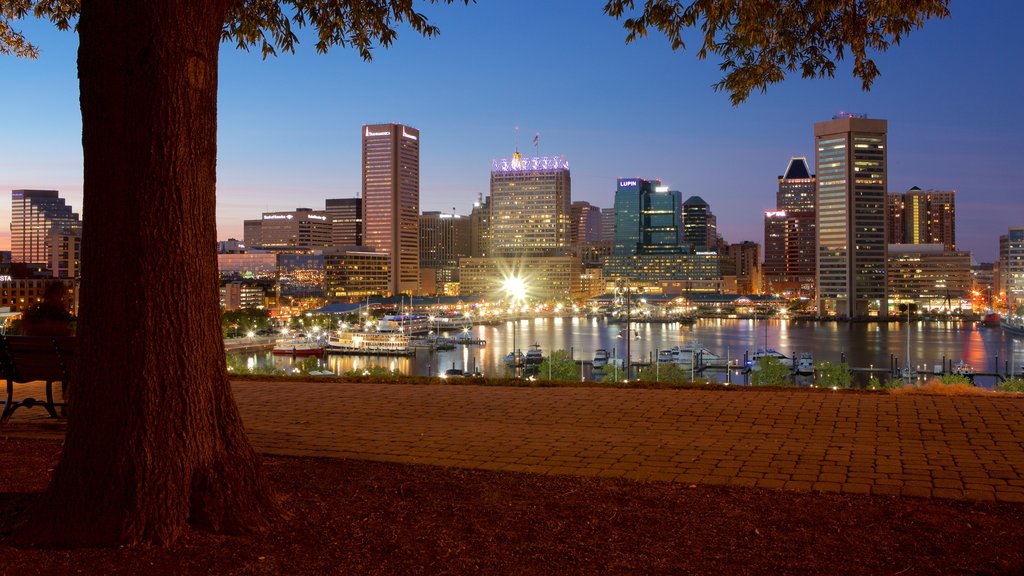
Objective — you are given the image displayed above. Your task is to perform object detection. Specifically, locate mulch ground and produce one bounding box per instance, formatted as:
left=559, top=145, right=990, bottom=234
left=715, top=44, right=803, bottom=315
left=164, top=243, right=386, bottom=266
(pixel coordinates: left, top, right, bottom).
left=1, top=438, right=1022, bottom=576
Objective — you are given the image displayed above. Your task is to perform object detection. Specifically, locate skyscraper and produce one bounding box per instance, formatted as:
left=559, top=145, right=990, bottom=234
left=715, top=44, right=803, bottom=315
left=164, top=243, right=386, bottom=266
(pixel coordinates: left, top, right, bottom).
left=570, top=201, right=603, bottom=258
left=325, top=198, right=363, bottom=247
left=886, top=187, right=956, bottom=250
left=814, top=115, right=888, bottom=318
left=362, top=123, right=420, bottom=296
left=469, top=196, right=491, bottom=258
left=489, top=154, right=571, bottom=257
left=763, top=157, right=817, bottom=296
left=10, top=189, right=82, bottom=269
left=605, top=178, right=719, bottom=291
left=682, top=196, right=715, bottom=251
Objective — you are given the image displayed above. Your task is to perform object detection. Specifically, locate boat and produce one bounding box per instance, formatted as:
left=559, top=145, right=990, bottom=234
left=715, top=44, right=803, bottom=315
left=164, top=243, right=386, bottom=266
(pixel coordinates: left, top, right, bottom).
left=454, top=330, right=486, bottom=346
left=952, top=360, right=975, bottom=378
left=524, top=343, right=544, bottom=365
left=272, top=336, right=324, bottom=356
left=504, top=350, right=524, bottom=366
left=1001, top=315, right=1024, bottom=338
left=376, top=314, right=430, bottom=335
left=326, top=332, right=412, bottom=356
left=795, top=352, right=814, bottom=375
left=657, top=348, right=676, bottom=363
left=748, top=349, right=792, bottom=370
left=675, top=342, right=720, bottom=366
left=592, top=349, right=609, bottom=369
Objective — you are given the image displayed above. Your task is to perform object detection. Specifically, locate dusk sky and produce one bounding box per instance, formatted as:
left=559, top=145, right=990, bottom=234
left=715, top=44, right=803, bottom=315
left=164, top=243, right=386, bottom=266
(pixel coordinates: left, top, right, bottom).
left=1, top=0, right=1021, bottom=261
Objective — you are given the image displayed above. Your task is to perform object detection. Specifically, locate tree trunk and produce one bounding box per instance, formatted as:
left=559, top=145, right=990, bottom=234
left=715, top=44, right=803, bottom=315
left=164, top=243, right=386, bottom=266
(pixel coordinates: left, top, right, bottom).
left=14, top=0, right=278, bottom=546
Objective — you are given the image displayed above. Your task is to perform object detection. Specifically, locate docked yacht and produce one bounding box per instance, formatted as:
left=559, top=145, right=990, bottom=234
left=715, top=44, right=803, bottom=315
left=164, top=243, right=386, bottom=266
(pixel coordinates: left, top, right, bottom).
left=524, top=343, right=544, bottom=365
left=795, top=352, right=814, bottom=375
left=593, top=349, right=609, bottom=369
left=749, top=349, right=793, bottom=370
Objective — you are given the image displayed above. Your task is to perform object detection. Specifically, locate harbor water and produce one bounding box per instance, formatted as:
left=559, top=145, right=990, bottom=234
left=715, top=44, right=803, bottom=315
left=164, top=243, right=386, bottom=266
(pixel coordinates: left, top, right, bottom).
left=228, top=317, right=1024, bottom=385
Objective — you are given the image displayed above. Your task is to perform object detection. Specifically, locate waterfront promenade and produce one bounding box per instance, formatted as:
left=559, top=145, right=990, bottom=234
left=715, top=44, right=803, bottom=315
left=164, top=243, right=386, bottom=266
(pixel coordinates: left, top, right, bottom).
left=6, top=380, right=1024, bottom=503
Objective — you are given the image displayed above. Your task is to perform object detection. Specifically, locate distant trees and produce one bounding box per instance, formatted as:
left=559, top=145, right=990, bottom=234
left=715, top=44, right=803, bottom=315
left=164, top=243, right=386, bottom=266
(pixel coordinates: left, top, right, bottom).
left=1, top=0, right=950, bottom=548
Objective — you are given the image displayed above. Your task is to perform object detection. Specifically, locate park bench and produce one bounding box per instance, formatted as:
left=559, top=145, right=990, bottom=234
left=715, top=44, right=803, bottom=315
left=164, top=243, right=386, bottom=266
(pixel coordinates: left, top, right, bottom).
left=0, top=335, right=76, bottom=425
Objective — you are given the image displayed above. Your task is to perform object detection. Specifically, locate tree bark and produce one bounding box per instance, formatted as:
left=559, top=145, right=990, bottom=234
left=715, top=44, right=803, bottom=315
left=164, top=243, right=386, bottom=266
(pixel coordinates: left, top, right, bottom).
left=14, top=0, right=279, bottom=546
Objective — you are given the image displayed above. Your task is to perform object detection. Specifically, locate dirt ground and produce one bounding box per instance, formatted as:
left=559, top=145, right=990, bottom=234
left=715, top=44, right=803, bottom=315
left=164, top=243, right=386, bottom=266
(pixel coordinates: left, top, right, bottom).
left=2, top=437, right=1022, bottom=575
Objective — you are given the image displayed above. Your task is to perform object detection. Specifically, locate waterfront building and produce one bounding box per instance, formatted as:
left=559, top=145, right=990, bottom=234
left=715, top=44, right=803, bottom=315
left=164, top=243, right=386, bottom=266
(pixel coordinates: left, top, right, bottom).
left=10, top=190, right=82, bottom=273
left=362, top=123, right=420, bottom=296
left=682, top=196, right=716, bottom=251
left=814, top=115, right=888, bottom=318
left=603, top=252, right=720, bottom=293
left=763, top=157, right=816, bottom=296
left=887, top=187, right=956, bottom=250
left=887, top=244, right=972, bottom=311
left=323, top=247, right=391, bottom=301
left=325, top=198, right=362, bottom=247
left=489, top=154, right=571, bottom=257
left=1001, top=227, right=1024, bottom=313
left=258, top=208, right=332, bottom=248
left=459, top=255, right=582, bottom=300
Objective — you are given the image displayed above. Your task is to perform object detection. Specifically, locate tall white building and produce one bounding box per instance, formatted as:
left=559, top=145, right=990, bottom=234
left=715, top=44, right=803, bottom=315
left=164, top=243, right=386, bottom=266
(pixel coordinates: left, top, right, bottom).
left=814, top=115, right=888, bottom=318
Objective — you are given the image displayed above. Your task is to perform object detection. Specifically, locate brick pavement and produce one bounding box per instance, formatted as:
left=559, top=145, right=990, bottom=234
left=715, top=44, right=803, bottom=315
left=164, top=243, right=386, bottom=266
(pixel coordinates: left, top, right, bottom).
left=5, top=380, right=1024, bottom=503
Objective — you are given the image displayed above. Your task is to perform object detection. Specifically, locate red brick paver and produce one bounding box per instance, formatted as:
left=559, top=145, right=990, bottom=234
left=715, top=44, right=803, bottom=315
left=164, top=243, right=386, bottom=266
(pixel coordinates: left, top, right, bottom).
left=6, top=380, right=1024, bottom=502
left=233, top=381, right=1024, bottom=503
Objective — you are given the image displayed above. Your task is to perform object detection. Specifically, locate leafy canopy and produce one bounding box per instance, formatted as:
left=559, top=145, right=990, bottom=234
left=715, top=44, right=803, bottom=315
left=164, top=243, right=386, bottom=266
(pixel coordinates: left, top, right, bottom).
left=3, top=0, right=950, bottom=103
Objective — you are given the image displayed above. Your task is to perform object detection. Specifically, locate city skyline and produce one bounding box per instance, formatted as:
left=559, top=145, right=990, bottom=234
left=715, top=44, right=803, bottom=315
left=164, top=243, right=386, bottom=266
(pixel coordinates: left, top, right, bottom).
left=1, top=0, right=1021, bottom=261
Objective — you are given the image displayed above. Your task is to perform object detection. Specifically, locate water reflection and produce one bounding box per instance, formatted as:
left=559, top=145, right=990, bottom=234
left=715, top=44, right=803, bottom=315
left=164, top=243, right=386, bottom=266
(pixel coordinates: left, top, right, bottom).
left=232, top=318, right=1024, bottom=384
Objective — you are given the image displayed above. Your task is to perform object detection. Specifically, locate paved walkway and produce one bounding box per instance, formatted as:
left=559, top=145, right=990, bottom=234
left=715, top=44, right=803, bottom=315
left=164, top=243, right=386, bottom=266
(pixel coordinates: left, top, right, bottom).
left=6, top=381, right=1024, bottom=503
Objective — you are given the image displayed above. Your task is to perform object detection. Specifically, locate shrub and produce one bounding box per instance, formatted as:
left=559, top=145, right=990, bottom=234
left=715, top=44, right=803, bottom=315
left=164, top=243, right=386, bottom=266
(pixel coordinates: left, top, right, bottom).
left=637, top=362, right=694, bottom=384
left=816, top=361, right=853, bottom=389
left=536, top=349, right=583, bottom=381
left=751, top=356, right=791, bottom=386
left=936, top=373, right=974, bottom=386
left=997, top=378, right=1024, bottom=392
